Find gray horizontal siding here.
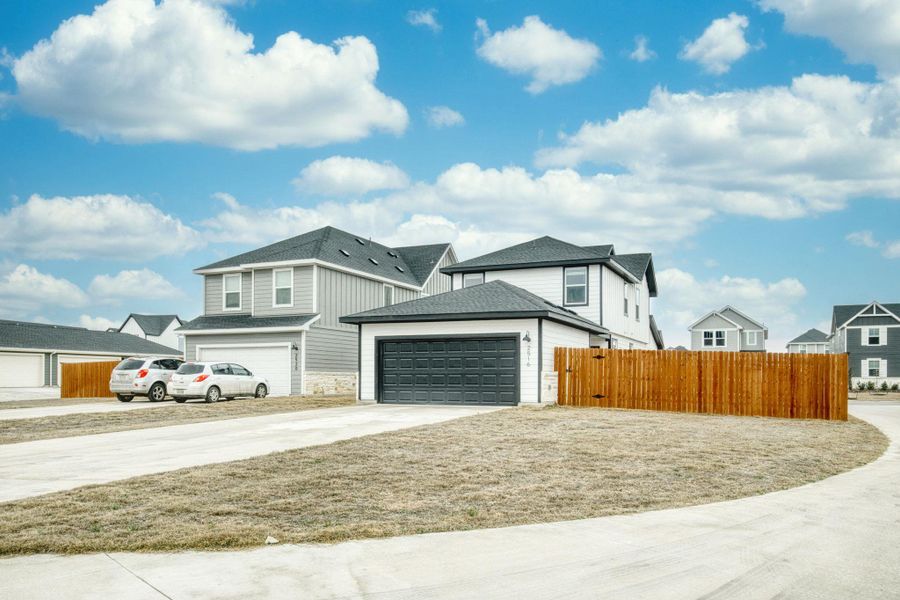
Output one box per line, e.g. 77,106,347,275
253,266,314,316
848,327,900,377
183,332,302,394
204,272,251,316
306,327,358,371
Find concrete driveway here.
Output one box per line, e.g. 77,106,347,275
0,399,172,421
0,402,896,599
0,404,500,503
0,387,60,402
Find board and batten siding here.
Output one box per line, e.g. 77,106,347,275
421,249,455,296
482,265,601,324
204,272,252,315
316,266,419,330
541,320,590,373
253,266,315,316
305,327,358,371
601,265,651,347
359,319,540,403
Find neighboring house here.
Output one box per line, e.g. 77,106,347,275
830,302,900,387
688,306,768,352
341,280,607,405
119,314,185,351
0,319,182,389
786,328,830,354
439,236,659,350
177,226,457,397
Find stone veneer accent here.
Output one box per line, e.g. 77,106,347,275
306,371,357,396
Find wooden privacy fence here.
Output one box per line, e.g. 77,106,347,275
555,348,848,421
60,361,119,399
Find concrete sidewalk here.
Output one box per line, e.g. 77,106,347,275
0,404,499,503
0,387,60,402
0,399,170,421
1,402,896,599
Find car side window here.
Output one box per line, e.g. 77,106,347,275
211,363,232,375
231,364,250,376
160,359,176,370
150,360,162,369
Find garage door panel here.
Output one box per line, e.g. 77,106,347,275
0,353,44,387
197,345,291,396
379,336,518,406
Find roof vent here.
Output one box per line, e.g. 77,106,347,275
387,250,398,258
355,238,366,245
395,265,405,272
339,249,350,257
368,257,379,265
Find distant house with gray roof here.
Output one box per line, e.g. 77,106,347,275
688,306,768,352
786,328,830,354
0,319,181,389
119,314,185,351
830,301,900,387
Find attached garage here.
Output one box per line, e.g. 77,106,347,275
341,280,604,405
0,352,45,388
196,344,292,397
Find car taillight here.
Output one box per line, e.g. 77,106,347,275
136,369,149,379
194,374,209,383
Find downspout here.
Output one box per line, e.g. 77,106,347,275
537,319,543,403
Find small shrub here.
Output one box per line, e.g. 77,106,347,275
856,381,867,392
866,381,876,391
881,381,890,392
891,384,899,392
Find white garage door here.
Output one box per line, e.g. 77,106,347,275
57,354,120,388
0,352,44,387
197,345,291,396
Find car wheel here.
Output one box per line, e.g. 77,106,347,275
205,386,220,403
174,397,187,404
148,382,166,402
255,384,267,398
116,394,133,403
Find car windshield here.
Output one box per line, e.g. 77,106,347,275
115,358,146,371
176,363,205,375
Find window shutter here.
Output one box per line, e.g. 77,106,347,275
882,360,888,377
881,327,887,346
861,359,867,377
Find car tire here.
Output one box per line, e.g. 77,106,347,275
255,384,267,398
174,397,187,404
148,382,166,402
116,394,133,403
204,386,220,403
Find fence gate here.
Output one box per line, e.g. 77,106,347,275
60,361,119,399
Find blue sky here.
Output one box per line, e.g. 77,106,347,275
1,0,898,348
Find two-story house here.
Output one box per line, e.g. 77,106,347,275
688,306,767,352
341,236,658,406
119,314,185,352
177,226,456,396
786,328,830,354
830,302,900,387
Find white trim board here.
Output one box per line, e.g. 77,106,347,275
196,259,422,292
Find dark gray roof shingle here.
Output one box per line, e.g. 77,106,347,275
787,328,829,344
0,320,181,355
177,314,318,332
122,314,182,336
195,226,440,288
393,243,452,286
340,280,606,334
832,303,900,328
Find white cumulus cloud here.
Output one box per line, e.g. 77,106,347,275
11,0,407,150
89,269,183,302
0,264,88,318
680,13,754,74
79,314,120,331
0,194,202,260
475,16,601,94
846,230,879,248
629,35,656,62
425,106,465,128
406,8,441,33
292,156,410,197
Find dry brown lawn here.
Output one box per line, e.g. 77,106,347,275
0,406,887,555
0,396,355,445
0,397,116,410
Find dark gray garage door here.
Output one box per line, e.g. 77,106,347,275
378,337,518,405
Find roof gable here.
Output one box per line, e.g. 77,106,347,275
787,328,829,345
443,236,605,272
394,243,453,286
689,311,742,330
123,314,181,336
719,306,767,331
833,302,900,330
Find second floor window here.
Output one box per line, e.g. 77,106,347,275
564,266,587,305
716,330,726,346
867,327,881,345
635,287,641,321
223,273,241,310
745,331,757,346
273,268,293,306
705,330,726,347
623,282,629,317
463,273,484,288
383,284,394,306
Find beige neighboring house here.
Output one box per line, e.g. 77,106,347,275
119,314,185,353
688,306,768,352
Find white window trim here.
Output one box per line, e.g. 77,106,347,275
462,272,484,288
623,282,629,317
866,358,884,378
715,330,726,347
563,266,588,307
862,326,885,346
272,268,294,308
745,331,758,346
222,273,242,311
635,286,641,321
383,283,394,307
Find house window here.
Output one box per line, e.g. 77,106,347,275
745,331,757,346
868,359,882,377
715,330,726,347
635,286,641,321
463,273,484,288
798,344,807,354
623,282,629,317
273,268,293,307
867,327,881,345
703,331,713,347
383,284,394,306
223,273,241,310
564,266,588,306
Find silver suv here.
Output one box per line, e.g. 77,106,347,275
110,356,184,402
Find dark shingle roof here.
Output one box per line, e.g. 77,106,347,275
787,328,829,345
0,319,181,355
195,226,438,288
612,253,657,295
121,314,182,336
832,303,900,328
649,315,664,349
583,244,614,256
393,243,452,286
340,280,606,334
177,314,318,332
